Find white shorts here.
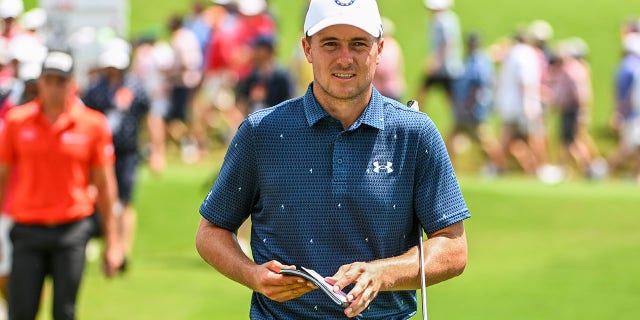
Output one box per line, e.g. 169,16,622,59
196,73,237,111
0,214,13,276
621,117,640,148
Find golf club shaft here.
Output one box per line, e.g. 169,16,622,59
419,228,428,320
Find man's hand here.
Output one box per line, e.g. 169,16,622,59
102,242,124,278
252,260,316,303
326,262,384,318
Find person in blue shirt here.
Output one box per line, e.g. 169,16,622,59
196,0,470,319
608,33,640,179
449,32,505,173
82,41,160,271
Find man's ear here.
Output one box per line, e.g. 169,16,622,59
301,37,313,63
376,38,385,64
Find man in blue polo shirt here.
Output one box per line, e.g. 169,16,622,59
196,0,470,319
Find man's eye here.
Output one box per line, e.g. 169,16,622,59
352,42,369,48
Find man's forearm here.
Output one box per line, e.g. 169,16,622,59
95,186,118,247
196,218,258,290
375,221,468,291
0,164,9,208
92,166,119,247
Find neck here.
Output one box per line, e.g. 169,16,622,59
107,71,123,86
41,98,67,123
314,86,372,129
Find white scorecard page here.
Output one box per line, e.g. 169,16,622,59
300,266,348,303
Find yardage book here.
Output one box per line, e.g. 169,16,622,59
279,266,350,308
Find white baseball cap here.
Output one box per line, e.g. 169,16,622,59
304,0,383,38
98,49,130,70
424,0,453,11
19,61,42,81
41,51,74,79
237,0,266,16
21,7,47,30
0,0,23,19
528,20,554,41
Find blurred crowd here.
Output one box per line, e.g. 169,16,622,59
416,0,640,184
0,0,638,185
1,0,298,174
0,0,637,317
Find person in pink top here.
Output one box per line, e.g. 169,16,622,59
373,17,406,102
547,42,605,179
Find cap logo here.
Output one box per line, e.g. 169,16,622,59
335,0,356,6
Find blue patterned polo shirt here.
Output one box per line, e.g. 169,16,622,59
200,85,470,319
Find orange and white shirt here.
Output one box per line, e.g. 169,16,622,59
0,98,114,225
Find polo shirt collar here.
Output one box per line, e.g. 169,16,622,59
302,83,385,131
36,97,85,129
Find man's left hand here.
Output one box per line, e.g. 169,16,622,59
326,262,383,318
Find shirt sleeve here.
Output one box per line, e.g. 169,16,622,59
0,115,15,166
199,119,258,231
90,114,115,167
414,118,470,234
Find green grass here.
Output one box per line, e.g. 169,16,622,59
31,161,638,320
21,0,640,319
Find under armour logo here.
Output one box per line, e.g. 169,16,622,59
335,0,356,6
373,161,393,173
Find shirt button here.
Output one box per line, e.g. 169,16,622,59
338,159,343,164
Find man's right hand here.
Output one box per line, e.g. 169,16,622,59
252,260,316,303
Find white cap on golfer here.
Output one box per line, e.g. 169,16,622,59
304,0,383,38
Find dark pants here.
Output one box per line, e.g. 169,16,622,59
8,217,94,320
166,86,191,122
115,151,139,204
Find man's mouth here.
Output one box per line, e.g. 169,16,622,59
333,73,355,79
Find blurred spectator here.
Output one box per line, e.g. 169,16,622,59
288,0,314,96
235,35,294,115
0,0,23,40
14,61,40,104
6,9,47,106
130,35,173,174
184,1,213,63
0,39,14,108
19,7,46,41
564,37,606,169
415,0,463,112
528,20,554,63
191,1,242,160
620,17,640,42
373,17,406,102
608,33,640,180
0,50,123,320
0,34,13,318
495,31,545,176
548,41,606,178
82,40,159,269
449,32,505,173
528,20,554,111
191,0,275,159
165,14,203,153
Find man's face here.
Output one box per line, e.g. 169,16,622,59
302,24,383,104
37,73,72,105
